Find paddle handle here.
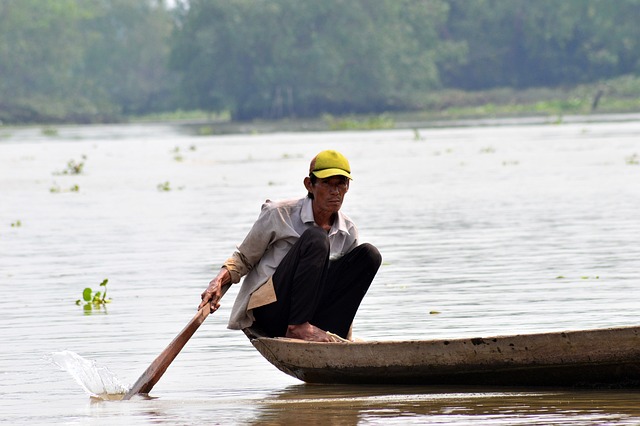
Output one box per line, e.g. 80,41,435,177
123,284,230,400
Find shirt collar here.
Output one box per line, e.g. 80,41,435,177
301,197,348,235
301,197,315,224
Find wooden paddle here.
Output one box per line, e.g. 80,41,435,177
122,284,230,400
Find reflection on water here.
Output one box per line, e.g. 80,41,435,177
254,385,640,425
1,118,640,424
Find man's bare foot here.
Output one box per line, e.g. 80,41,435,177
285,322,332,342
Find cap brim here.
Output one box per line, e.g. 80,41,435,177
312,168,353,180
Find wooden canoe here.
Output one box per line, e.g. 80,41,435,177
243,326,640,387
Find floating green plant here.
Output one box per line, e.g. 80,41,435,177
55,156,87,175
281,153,303,159
50,183,80,193
157,181,184,191
157,181,171,191
11,220,22,227
76,279,111,312
41,127,59,137
480,146,496,154
625,153,639,165
197,125,215,136
170,146,185,162
323,113,395,131
556,275,599,280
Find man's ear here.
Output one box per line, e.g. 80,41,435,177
303,176,312,192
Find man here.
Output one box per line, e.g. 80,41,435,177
199,150,381,342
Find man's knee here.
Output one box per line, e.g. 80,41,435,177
359,243,382,270
299,227,330,251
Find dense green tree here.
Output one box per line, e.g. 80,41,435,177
170,0,454,120
79,0,176,115
1,0,639,124
0,0,89,122
441,0,640,89
0,0,174,123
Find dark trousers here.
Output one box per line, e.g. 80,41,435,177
253,227,381,339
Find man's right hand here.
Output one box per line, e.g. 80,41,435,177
199,268,230,312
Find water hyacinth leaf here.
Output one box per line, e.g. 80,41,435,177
100,279,108,287
83,288,93,302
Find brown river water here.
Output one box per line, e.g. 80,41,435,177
1,116,640,424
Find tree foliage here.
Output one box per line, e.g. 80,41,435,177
0,0,639,123
442,0,640,89
0,0,174,123
170,0,454,120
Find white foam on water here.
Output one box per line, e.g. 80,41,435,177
48,350,129,399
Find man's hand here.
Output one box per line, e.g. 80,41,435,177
199,268,230,312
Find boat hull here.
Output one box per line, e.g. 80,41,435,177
244,326,640,387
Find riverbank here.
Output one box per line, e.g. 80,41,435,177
137,74,640,135
2,75,640,137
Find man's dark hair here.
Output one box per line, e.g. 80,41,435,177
307,174,317,199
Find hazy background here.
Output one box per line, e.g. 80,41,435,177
1,0,639,125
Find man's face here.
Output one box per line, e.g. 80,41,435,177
307,175,350,214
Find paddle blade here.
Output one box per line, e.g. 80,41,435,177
122,284,231,400
122,303,211,400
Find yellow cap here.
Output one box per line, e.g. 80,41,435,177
309,150,352,179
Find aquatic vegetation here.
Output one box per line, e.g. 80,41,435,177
556,275,600,280
281,153,303,159
75,279,111,312
50,183,80,193
54,155,87,175
197,125,215,136
323,114,395,131
480,146,496,154
41,127,59,137
157,181,172,191
625,153,639,165
10,220,22,227
412,128,422,140
157,181,184,191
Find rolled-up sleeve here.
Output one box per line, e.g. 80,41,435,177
222,202,276,283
